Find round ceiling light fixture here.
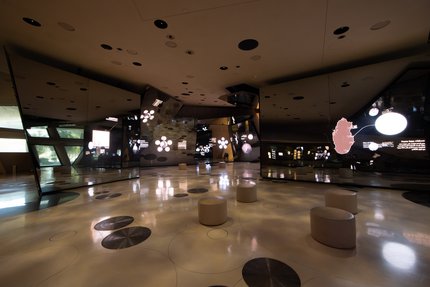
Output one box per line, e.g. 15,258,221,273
155,136,172,152
370,20,391,31
154,19,168,29
375,112,407,135
238,39,259,51
242,143,252,154
23,17,41,27
369,107,379,116
333,26,350,35
218,137,229,149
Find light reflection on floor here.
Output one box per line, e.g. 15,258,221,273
0,162,429,287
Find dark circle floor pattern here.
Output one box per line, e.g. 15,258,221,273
242,257,301,287
94,216,134,230
402,190,430,208
101,227,152,249
95,192,122,200
174,193,189,197
187,188,208,194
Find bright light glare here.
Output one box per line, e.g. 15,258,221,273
382,242,416,270
368,142,379,151
375,112,407,135
0,138,28,153
369,107,379,116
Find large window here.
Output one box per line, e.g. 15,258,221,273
0,138,28,152
26,126,49,138
65,145,83,164
0,106,23,130
56,127,84,139
34,145,61,167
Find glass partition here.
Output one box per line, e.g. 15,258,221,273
7,51,141,193
260,53,430,190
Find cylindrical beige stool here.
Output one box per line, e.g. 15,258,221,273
236,182,257,203
325,189,358,214
178,163,187,170
198,197,227,226
310,206,356,249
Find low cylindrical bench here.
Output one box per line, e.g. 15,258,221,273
236,182,257,203
178,163,187,170
310,206,356,249
198,197,227,226
325,189,358,214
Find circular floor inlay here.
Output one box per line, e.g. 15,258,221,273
402,191,430,208
94,216,134,231
95,194,110,200
108,193,122,198
174,193,189,198
188,188,208,194
242,257,301,287
49,231,77,241
101,227,151,249
208,229,228,240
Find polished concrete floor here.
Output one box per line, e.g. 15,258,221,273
0,162,429,286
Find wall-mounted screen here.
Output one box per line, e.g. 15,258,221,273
92,130,110,148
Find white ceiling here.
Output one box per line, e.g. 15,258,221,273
0,0,429,118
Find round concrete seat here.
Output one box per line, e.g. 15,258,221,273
236,182,257,203
178,163,187,170
198,197,227,226
218,161,226,168
325,189,358,214
310,206,356,249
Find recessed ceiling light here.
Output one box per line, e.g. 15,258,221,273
23,17,41,27
330,101,336,104
333,26,349,35
80,87,88,91
181,93,190,96
57,21,75,31
117,48,123,51
132,61,142,66
66,107,77,111
219,66,228,70
341,82,350,87
154,19,168,29
370,20,391,31
185,50,194,55
96,106,101,109
182,82,188,85
46,81,56,86
126,49,138,55
36,96,44,99
238,39,259,51
101,44,112,50
165,41,177,48
293,96,304,100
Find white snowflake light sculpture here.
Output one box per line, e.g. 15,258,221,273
141,109,155,123
217,137,228,149
155,136,172,152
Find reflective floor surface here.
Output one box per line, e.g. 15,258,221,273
0,162,429,286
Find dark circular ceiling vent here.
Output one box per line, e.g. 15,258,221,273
154,19,168,29
333,26,349,35
23,17,41,27
293,96,304,100
100,44,112,50
238,39,259,51
219,66,228,70
132,61,142,66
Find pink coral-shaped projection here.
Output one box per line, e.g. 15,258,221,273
332,117,355,154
